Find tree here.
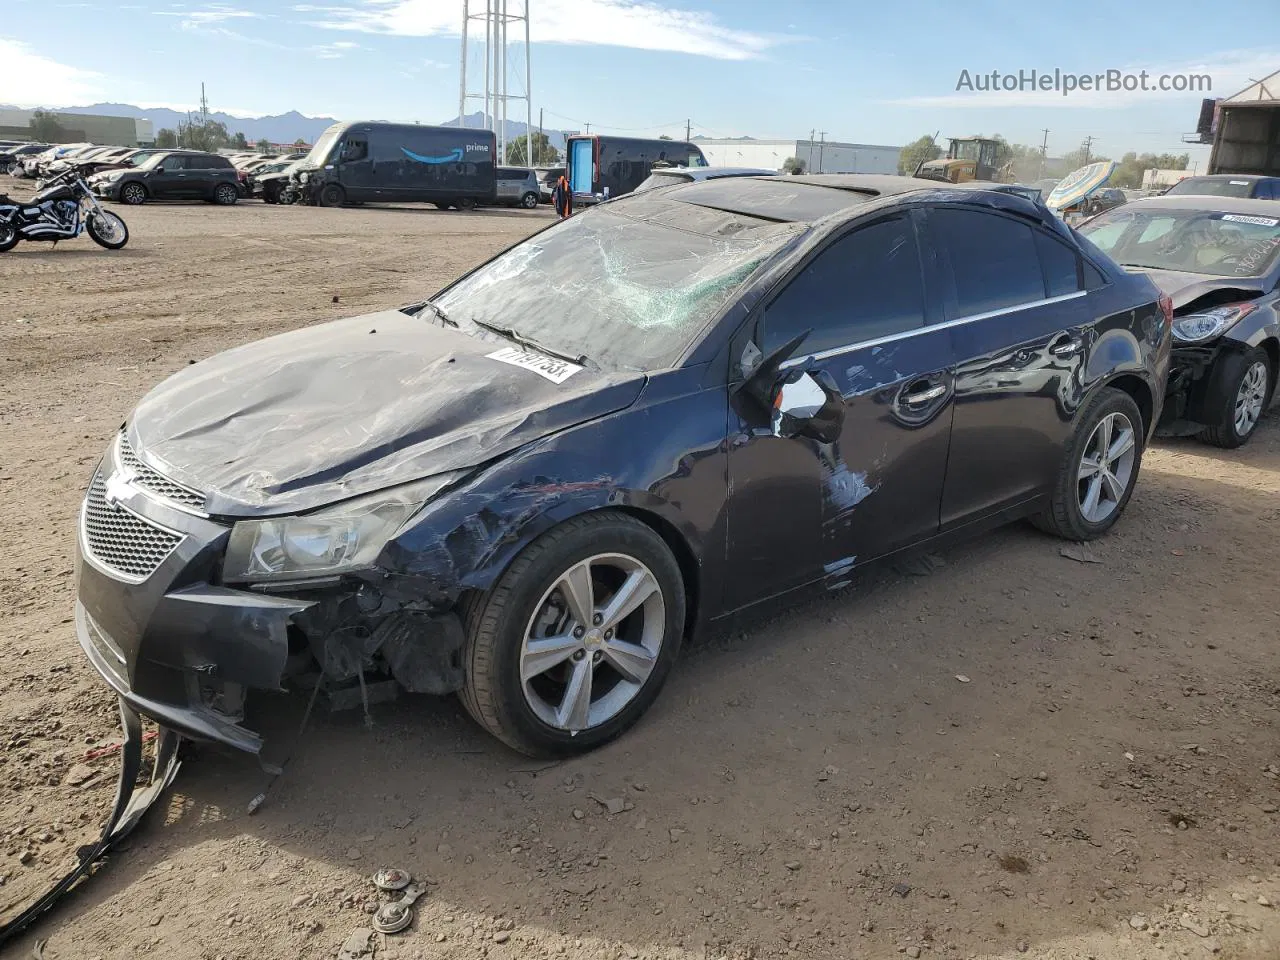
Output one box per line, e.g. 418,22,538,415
155,128,178,148
232,132,249,150
256,137,272,152
174,119,231,152
29,110,66,143
897,134,940,175
505,131,560,165
1105,150,1192,189
781,156,806,175
293,138,308,148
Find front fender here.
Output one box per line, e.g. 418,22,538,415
1222,303,1280,351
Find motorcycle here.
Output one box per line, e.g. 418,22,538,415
0,165,129,253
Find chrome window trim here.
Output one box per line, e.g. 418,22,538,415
778,290,1088,369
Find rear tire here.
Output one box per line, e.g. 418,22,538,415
1032,387,1144,541
457,197,477,211
460,512,685,757
318,183,345,208
1198,347,1273,448
0,224,18,252
520,191,539,209
213,183,239,205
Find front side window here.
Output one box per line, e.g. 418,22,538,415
159,155,185,172
341,139,368,162
762,216,925,355
931,208,1046,316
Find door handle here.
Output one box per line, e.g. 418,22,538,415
901,383,946,405
1049,334,1082,357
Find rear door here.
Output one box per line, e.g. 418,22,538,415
927,206,1094,528
568,138,594,195
724,210,953,607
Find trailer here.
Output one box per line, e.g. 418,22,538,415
1201,70,1280,177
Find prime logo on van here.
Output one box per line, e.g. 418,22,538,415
401,143,492,165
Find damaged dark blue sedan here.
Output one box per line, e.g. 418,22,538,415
76,175,1170,758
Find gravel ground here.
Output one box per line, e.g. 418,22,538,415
2,184,1279,960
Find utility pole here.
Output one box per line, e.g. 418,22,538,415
199,82,208,126
584,121,590,133
1038,128,1049,179
818,131,826,173
685,118,691,142
808,128,815,172
1082,135,1095,165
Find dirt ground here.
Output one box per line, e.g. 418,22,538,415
2,184,1279,960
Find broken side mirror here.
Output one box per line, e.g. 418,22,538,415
770,368,844,444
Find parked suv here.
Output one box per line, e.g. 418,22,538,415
91,151,243,205
495,167,541,208
1164,175,1280,200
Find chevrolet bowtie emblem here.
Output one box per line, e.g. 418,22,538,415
104,470,134,507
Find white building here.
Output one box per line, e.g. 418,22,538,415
1142,167,1196,189
695,138,901,175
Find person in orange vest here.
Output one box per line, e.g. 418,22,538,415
552,173,572,219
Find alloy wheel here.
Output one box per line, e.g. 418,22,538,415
520,553,666,734
122,184,145,204
1076,411,1137,524
1234,360,1269,438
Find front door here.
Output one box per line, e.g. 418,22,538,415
149,154,189,199
925,206,1094,527
724,212,955,609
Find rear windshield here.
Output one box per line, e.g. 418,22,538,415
1080,206,1280,277
1165,178,1254,198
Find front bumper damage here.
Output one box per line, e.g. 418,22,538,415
75,433,467,754
1157,339,1236,434
0,701,181,948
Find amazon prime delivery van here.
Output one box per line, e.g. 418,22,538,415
292,122,497,208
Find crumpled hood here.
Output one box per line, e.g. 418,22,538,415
129,309,644,516
1126,267,1267,310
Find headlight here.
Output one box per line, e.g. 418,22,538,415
222,474,461,582
105,170,124,181
298,171,310,183
1171,303,1256,343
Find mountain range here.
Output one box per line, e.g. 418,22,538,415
4,103,583,150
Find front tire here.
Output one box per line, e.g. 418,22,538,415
86,211,129,250
120,182,147,205
213,183,239,205
1199,347,1272,448
318,183,345,207
1033,387,1144,541
460,512,686,757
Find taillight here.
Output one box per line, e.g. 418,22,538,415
1158,293,1174,331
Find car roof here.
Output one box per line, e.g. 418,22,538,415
659,173,1040,224
652,166,777,178
1108,195,1280,215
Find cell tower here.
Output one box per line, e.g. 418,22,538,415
458,0,533,166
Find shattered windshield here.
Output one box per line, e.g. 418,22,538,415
1080,207,1280,277
300,125,341,167
433,198,801,372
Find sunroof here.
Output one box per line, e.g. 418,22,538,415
665,177,877,223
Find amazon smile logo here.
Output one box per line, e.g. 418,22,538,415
400,143,491,164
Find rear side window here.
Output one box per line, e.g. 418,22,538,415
763,215,925,354
210,156,232,168
932,208,1045,316
1034,230,1082,297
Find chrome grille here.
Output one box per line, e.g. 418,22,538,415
117,432,205,510
83,470,183,580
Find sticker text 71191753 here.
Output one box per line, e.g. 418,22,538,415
486,347,583,384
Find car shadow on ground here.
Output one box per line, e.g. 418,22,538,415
17,419,1280,960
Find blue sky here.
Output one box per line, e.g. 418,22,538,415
3,0,1278,164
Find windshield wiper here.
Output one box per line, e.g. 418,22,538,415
415,300,458,328
470,318,588,365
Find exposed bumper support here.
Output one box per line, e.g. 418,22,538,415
0,700,182,948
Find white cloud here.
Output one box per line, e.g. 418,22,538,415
153,4,264,26
312,39,361,58
888,49,1280,110
301,0,778,60
0,37,103,106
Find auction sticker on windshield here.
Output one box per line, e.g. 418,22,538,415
486,347,583,384
1221,214,1279,227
